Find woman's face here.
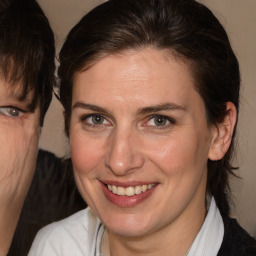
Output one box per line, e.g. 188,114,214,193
70,48,217,238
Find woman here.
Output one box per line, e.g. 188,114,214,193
29,0,256,255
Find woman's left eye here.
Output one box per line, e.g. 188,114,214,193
146,115,174,128
0,107,24,117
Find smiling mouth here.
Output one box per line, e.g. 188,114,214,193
106,184,156,196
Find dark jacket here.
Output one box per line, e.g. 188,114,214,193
218,217,256,256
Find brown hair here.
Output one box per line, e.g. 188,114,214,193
58,0,240,217
0,0,55,125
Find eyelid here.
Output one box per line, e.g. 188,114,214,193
0,106,25,117
80,113,112,126
149,114,175,122
80,113,107,121
143,114,176,128
0,105,25,110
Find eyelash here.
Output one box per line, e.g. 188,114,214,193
145,115,176,129
80,113,176,130
80,114,111,128
0,106,25,117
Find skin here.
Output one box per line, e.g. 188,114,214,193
0,80,40,256
70,48,236,256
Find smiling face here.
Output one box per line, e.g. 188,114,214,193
70,48,217,239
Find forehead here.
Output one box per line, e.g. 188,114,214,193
72,48,199,107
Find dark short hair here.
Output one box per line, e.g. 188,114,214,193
58,0,240,217
0,0,55,125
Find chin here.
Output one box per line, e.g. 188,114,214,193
103,213,153,238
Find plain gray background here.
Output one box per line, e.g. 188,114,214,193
38,0,256,235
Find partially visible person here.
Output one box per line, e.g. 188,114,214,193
8,149,86,256
0,0,55,254
29,0,256,255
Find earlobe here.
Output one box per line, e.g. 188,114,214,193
208,102,237,161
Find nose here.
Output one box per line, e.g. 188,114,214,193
105,129,145,176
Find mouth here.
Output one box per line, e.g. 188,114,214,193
106,184,156,196
101,181,158,207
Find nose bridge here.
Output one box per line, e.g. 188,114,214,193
105,126,144,175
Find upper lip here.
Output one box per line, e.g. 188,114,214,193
100,180,157,188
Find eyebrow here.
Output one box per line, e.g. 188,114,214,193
72,102,113,116
72,102,186,116
137,103,187,115
2,91,34,109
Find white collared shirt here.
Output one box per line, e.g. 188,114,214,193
28,197,224,256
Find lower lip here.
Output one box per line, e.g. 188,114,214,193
101,183,157,207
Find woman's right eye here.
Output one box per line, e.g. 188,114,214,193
82,114,111,127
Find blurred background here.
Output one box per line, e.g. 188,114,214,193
37,0,256,235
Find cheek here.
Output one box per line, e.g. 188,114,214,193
0,121,39,178
70,132,103,176
0,121,38,150
147,131,210,176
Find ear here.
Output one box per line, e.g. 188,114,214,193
208,102,237,161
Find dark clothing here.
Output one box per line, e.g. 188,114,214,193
8,149,86,256
218,218,256,256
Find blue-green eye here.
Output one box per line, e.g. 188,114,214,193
91,115,105,124
153,116,168,126
82,114,111,126
0,107,23,117
147,115,174,127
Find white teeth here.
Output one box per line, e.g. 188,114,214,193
135,186,142,195
107,184,155,196
117,186,125,196
141,185,147,192
112,185,117,194
125,187,135,196
148,184,153,189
